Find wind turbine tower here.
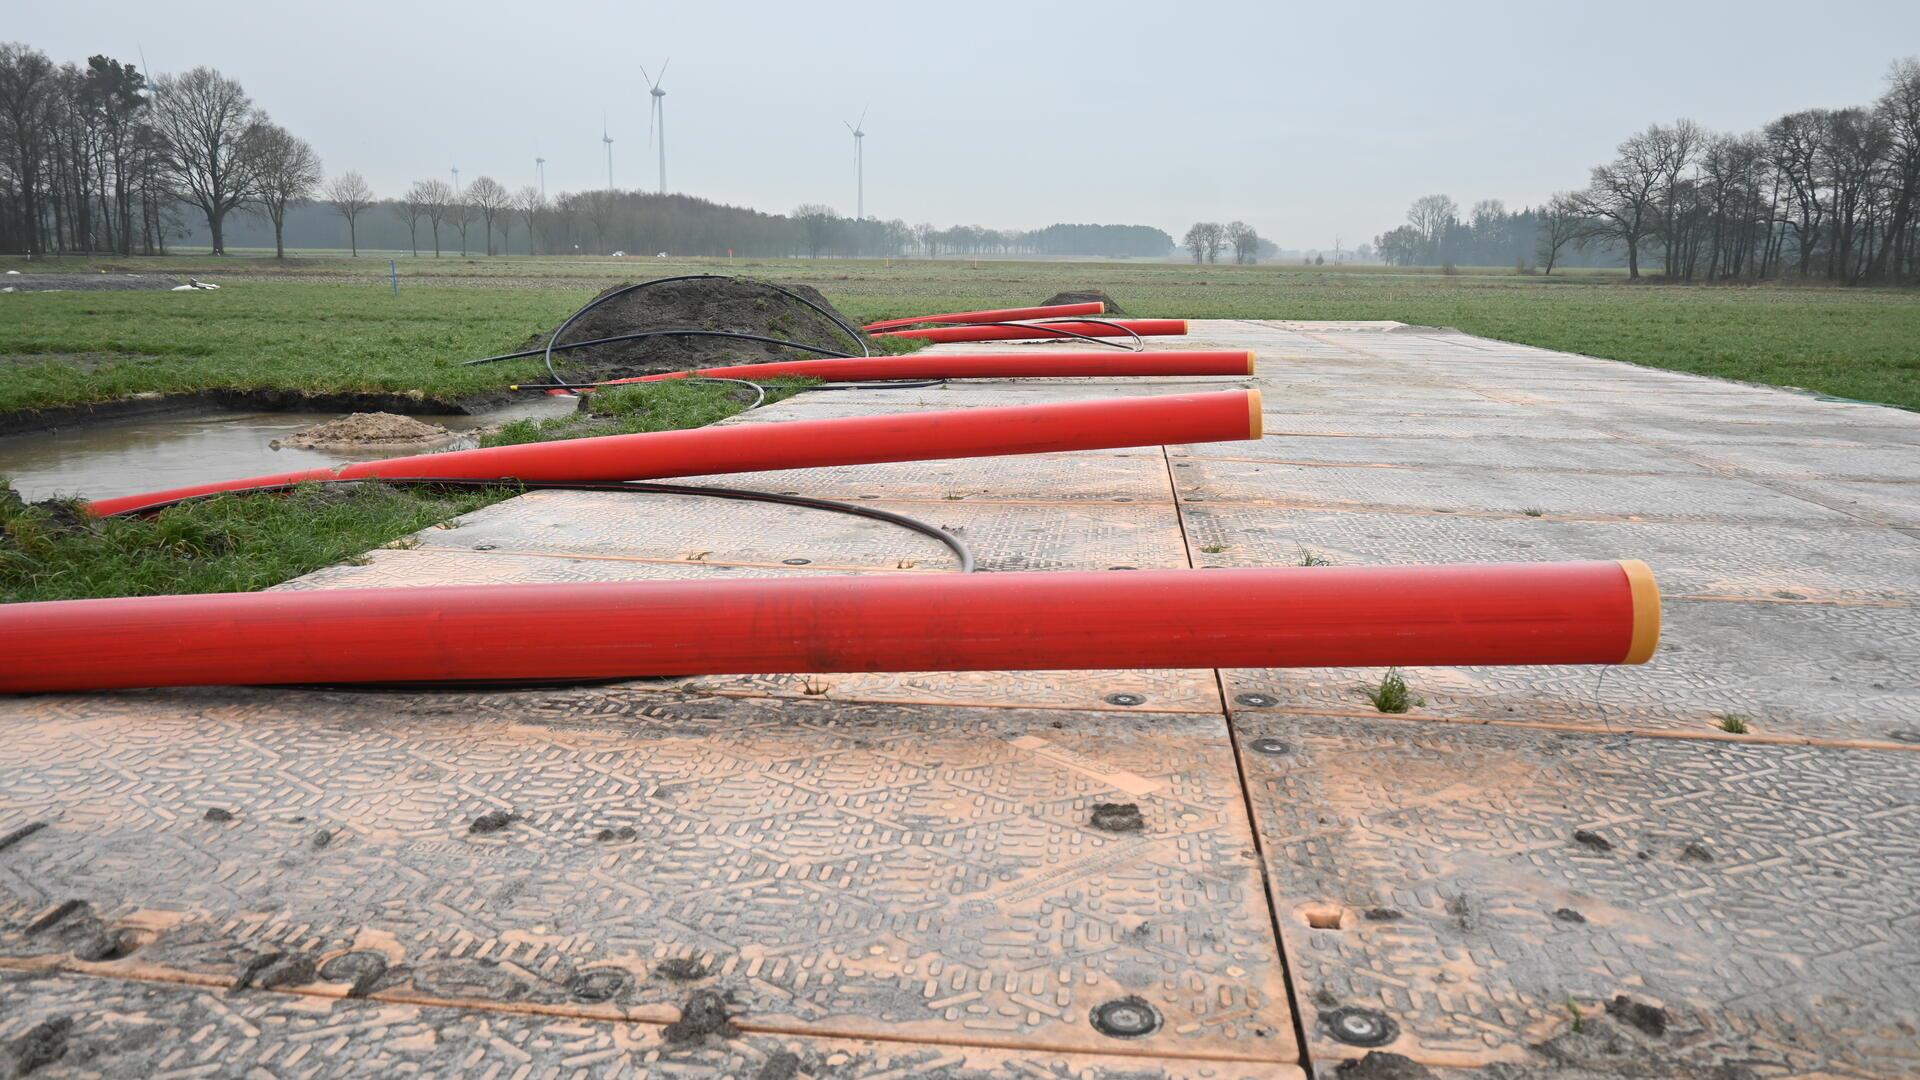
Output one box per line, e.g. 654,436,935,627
642,62,669,195
451,166,460,192
844,106,868,221
602,115,615,192
535,155,546,198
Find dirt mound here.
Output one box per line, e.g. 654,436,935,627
524,277,864,382
1041,289,1128,316
272,412,454,450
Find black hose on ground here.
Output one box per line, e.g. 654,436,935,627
116,476,975,574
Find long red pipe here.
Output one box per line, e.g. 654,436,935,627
863,302,1105,332
873,319,1188,344
0,562,1660,693
534,350,1258,389
86,389,1263,517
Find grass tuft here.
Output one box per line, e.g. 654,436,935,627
1364,668,1423,713
1716,712,1750,734
1297,548,1332,567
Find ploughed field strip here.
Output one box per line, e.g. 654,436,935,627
0,320,1915,1077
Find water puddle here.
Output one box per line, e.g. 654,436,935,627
0,395,578,502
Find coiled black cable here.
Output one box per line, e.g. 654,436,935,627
461,274,873,389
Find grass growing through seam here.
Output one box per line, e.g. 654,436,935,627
1365,668,1424,713
0,380,791,604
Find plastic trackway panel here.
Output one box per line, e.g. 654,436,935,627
1178,503,1920,604
1233,712,1920,1077
0,971,1300,1079
1170,456,1855,526
1221,594,1920,746
0,690,1297,1067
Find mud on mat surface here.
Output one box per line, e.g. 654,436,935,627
1233,712,1920,1077
0,690,1298,1067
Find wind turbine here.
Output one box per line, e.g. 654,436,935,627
135,45,159,96
642,61,669,195
601,114,615,192
535,155,546,198
451,166,460,192
844,105,868,221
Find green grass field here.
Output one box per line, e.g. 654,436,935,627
0,379,791,603
3,254,1916,411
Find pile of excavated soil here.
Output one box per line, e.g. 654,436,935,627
272,412,454,450
1041,289,1128,316
523,277,865,382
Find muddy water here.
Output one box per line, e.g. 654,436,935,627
0,396,578,502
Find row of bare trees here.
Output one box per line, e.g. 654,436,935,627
1374,59,1920,283
1555,61,1920,283
0,43,399,259
1182,221,1263,264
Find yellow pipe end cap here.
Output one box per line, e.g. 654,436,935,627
1246,389,1264,439
1619,559,1661,664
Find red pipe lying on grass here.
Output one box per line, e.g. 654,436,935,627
862,301,1105,332
872,319,1188,344
86,389,1263,517
527,350,1259,389
0,562,1660,693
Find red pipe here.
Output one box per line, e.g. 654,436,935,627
86,389,1263,517
538,350,1258,388
0,562,1661,693
873,319,1188,344
863,302,1105,332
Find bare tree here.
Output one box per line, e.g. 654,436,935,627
1182,222,1225,263
1225,220,1261,264
1406,194,1457,259
1870,58,1920,281
393,182,428,257
446,188,475,255
1536,193,1583,275
1573,130,1663,279
552,191,583,252
248,123,320,259
146,67,266,254
322,170,372,256
465,175,509,255
0,43,59,254
413,178,450,257
582,189,613,253
514,185,544,255
793,203,837,258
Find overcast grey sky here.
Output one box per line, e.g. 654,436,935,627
14,1,1919,247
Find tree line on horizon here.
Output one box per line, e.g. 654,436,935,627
0,43,1174,261
1375,58,1920,283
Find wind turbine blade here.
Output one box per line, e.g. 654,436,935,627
657,58,670,83
639,63,653,86
844,120,856,135
857,104,869,129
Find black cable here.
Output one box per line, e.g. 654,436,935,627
474,274,872,390
113,476,974,573
463,329,859,368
